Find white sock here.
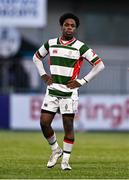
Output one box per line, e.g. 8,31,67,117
47,133,59,151
62,140,74,162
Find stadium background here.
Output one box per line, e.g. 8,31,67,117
0,0,129,131
0,1,129,179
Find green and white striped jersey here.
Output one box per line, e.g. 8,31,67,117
38,37,100,98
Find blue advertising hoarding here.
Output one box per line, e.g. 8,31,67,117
0,95,9,128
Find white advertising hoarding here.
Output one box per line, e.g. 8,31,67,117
0,0,47,27
10,94,129,131
76,95,129,131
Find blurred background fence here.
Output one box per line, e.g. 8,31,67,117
0,0,129,130
0,57,129,95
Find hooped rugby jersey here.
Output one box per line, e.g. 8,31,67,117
38,37,101,97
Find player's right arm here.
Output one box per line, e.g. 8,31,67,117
33,42,53,85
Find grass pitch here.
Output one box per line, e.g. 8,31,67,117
0,130,129,179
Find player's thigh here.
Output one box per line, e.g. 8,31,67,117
62,113,75,132
40,110,55,125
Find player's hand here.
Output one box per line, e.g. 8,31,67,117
66,80,81,89
41,74,53,85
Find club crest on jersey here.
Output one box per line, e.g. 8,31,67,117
53,49,58,54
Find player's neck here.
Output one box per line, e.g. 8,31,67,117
60,36,76,46
61,35,74,41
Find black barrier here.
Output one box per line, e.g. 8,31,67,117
0,95,9,129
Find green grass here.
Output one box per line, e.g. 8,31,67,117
0,130,129,179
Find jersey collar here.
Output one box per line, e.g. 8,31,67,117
59,37,76,46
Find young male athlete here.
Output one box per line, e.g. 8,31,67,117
33,13,105,170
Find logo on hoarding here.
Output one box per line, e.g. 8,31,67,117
78,98,129,128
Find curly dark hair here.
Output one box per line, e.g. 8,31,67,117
59,13,80,28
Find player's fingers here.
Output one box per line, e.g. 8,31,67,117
67,80,73,84
67,83,73,88
47,78,53,85
67,83,76,89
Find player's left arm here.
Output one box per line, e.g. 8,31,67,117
67,48,105,89
77,48,105,86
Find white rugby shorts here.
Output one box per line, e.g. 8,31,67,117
41,94,78,114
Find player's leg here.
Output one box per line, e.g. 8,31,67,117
61,113,75,170
40,109,56,143
40,95,63,168
40,94,58,142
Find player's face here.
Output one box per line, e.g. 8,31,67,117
61,18,77,40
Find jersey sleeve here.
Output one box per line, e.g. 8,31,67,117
80,44,101,66
38,41,49,58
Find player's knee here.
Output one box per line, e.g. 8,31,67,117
40,115,50,127
63,118,74,132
